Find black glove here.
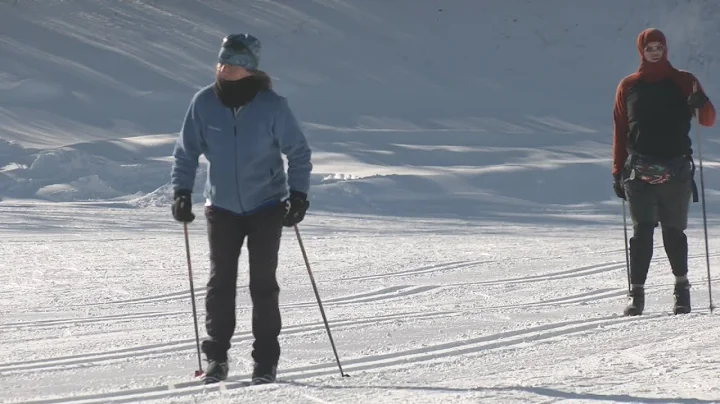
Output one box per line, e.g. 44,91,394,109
688,91,709,110
283,190,309,227
171,190,195,223
613,174,625,200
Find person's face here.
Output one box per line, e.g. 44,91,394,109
643,41,665,63
216,63,251,81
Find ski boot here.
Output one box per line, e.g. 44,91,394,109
203,359,229,384
673,280,691,314
251,362,277,385
623,285,645,316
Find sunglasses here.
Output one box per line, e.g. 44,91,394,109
644,45,665,53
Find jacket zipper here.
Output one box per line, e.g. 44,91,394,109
232,114,245,213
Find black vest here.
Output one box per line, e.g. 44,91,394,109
625,78,693,159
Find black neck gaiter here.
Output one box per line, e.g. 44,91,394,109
213,75,266,109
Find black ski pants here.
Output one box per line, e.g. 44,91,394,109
624,175,693,286
200,203,284,365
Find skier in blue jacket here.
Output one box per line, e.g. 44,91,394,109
170,33,312,385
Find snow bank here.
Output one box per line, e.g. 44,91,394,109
0,136,206,202
0,0,718,220
127,183,174,208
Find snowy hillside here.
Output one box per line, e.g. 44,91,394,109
4,1,720,403
1,0,718,219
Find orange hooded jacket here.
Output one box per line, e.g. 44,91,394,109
612,28,716,176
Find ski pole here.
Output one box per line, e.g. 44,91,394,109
183,222,204,377
294,224,349,378
622,199,631,293
692,82,714,313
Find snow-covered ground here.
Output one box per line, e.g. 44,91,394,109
2,0,719,216
3,203,720,403
2,0,720,402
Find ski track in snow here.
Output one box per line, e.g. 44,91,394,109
3,206,720,403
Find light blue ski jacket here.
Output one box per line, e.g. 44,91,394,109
170,83,312,215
